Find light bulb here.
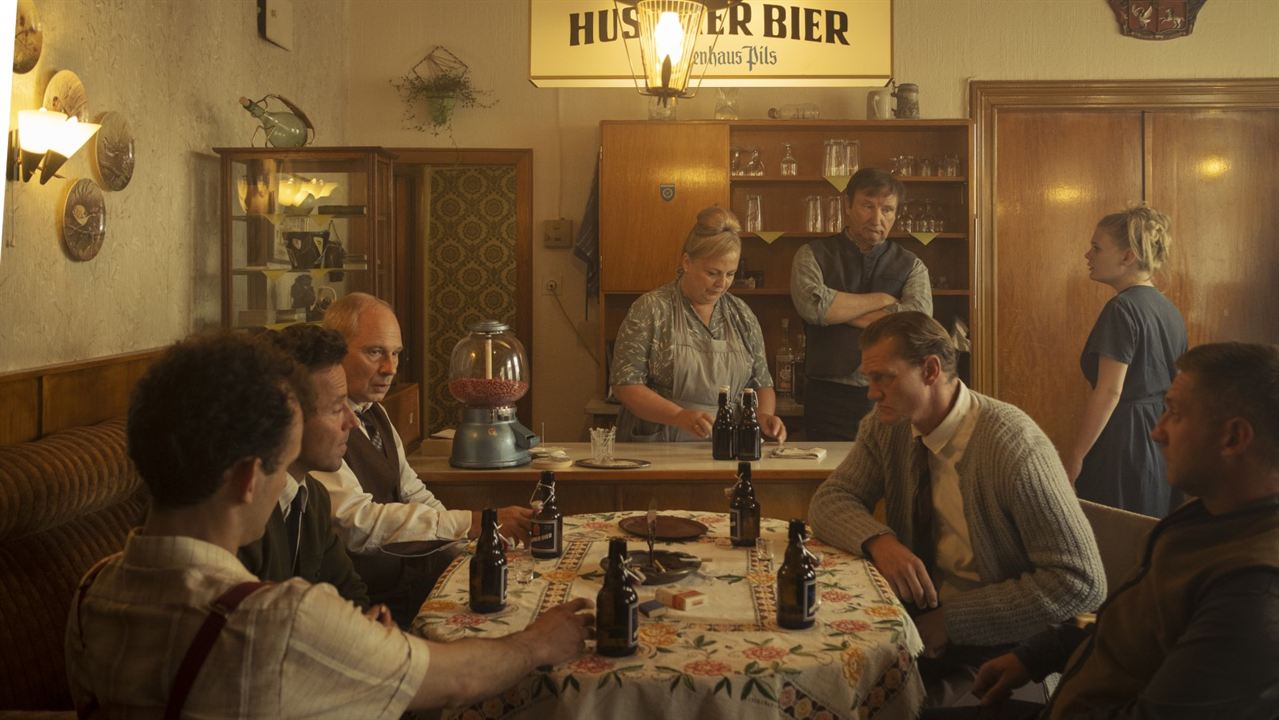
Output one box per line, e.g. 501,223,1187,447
653,11,684,70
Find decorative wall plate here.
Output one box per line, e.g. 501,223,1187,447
61,179,107,261
44,69,88,119
91,112,135,191
13,0,43,74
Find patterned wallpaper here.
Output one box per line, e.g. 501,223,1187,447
426,167,519,434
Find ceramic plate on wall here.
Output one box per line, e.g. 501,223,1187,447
61,179,107,261
92,112,135,191
44,69,88,119
13,0,43,74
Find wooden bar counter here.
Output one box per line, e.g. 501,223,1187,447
406,442,853,521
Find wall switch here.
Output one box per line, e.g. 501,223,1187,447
543,218,574,249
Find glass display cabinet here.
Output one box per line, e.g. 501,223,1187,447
216,146,396,329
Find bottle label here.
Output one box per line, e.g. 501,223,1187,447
499,565,508,604
803,577,817,621
628,602,638,644
776,362,794,393
531,518,561,556
730,508,739,538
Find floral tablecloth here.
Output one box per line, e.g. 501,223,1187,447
412,512,924,720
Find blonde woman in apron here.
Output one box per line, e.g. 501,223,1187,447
611,207,787,443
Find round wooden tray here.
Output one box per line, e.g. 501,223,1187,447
618,515,708,540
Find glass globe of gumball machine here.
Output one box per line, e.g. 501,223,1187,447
448,320,540,469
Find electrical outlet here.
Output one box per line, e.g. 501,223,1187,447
543,278,561,296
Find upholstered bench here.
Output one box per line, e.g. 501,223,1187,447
0,418,146,716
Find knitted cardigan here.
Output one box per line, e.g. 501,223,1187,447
809,390,1106,646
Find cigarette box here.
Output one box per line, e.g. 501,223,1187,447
639,599,667,618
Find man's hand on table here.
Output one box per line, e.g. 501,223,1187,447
863,533,939,609
518,598,596,666
471,506,534,545
971,652,1031,705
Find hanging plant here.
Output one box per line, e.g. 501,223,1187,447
391,46,495,137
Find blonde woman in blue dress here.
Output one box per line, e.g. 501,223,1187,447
610,207,787,443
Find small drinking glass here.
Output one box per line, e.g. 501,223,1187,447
745,148,765,177
824,195,844,233
589,426,616,464
745,195,762,233
846,140,861,176
897,201,914,233
755,538,774,563
729,147,743,177
505,538,535,584
897,154,916,177
804,195,823,232
943,154,960,177
919,156,935,177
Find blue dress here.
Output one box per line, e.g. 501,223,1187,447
1077,286,1187,517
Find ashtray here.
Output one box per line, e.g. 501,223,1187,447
601,550,701,585
618,515,707,540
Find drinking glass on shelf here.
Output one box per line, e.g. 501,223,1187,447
943,154,960,177
824,195,844,232
804,195,823,233
846,140,861,176
745,148,765,177
919,156,935,177
897,201,914,233
897,154,916,177
780,143,798,176
888,155,902,177
745,195,762,232
730,147,743,177
921,200,939,232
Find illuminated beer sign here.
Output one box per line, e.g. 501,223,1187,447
529,0,893,88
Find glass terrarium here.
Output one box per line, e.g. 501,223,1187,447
447,320,529,408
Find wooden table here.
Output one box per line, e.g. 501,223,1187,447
413,511,924,720
407,442,852,521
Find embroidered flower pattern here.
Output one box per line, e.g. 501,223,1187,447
568,655,615,674
683,659,732,676
828,619,873,634
445,613,488,627
742,644,789,662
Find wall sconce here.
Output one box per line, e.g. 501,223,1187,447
277,175,338,209
615,0,739,106
7,108,100,184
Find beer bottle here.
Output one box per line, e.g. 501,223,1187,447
596,538,639,657
730,461,761,547
530,470,563,559
775,318,794,397
777,518,818,629
736,388,762,461
711,385,737,460
469,508,507,613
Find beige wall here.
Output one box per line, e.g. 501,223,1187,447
346,0,1278,441
0,0,349,372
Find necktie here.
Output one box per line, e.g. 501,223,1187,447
284,491,305,570
911,436,937,577
359,407,383,452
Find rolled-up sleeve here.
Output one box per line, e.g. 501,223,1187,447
790,244,836,326
611,293,660,387
898,258,933,316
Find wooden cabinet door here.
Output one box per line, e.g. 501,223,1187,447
600,122,730,292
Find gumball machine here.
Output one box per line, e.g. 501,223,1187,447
448,320,540,468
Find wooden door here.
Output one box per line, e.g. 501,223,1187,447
599,122,729,292
993,111,1145,448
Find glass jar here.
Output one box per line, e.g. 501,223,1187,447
448,320,530,408
745,148,765,177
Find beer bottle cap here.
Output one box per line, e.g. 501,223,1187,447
788,519,807,538
719,385,730,393
737,461,752,476
540,469,556,483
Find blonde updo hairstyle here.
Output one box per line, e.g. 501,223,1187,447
677,206,742,276
1096,205,1172,276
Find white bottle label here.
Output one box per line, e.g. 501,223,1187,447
803,577,817,621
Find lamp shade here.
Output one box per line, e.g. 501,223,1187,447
46,116,100,157
635,0,705,102
17,108,67,154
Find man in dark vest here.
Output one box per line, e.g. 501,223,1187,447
238,325,377,616
790,168,932,439
933,342,1279,720
313,292,533,627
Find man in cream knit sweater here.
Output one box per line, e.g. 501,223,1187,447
809,312,1105,699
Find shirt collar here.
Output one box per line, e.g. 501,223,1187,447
276,472,307,515
348,398,375,415
914,381,974,455
121,530,255,579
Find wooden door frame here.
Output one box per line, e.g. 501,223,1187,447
969,79,1279,395
390,148,535,426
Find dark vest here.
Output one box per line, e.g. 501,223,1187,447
1049,497,1279,718
344,403,404,595
805,235,918,378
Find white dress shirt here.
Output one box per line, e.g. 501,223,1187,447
311,400,472,553
914,381,983,601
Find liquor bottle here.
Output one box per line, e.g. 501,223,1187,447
596,538,639,657
776,518,818,629
793,330,807,405
530,470,563,559
729,461,761,548
469,508,507,613
736,388,762,461
775,318,795,397
780,143,798,176
712,385,737,460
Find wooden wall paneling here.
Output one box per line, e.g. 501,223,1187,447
383,382,421,448
599,122,730,292
0,377,40,445
1147,110,1279,346
992,111,1144,450
41,352,158,435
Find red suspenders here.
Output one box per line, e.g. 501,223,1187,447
74,557,272,719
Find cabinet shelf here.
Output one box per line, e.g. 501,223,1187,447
730,175,966,184
230,264,369,275
931,289,971,296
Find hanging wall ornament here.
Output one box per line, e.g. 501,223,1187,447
13,0,43,73
1107,0,1208,40
92,112,135,191
61,179,107,261
44,70,88,119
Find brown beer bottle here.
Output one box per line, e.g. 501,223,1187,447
469,508,507,613
530,470,563,559
736,388,762,461
777,519,818,629
595,538,638,657
711,385,737,460
730,461,761,547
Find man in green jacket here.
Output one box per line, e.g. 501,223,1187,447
239,325,376,615
950,342,1279,719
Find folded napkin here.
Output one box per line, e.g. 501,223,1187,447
769,446,827,461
